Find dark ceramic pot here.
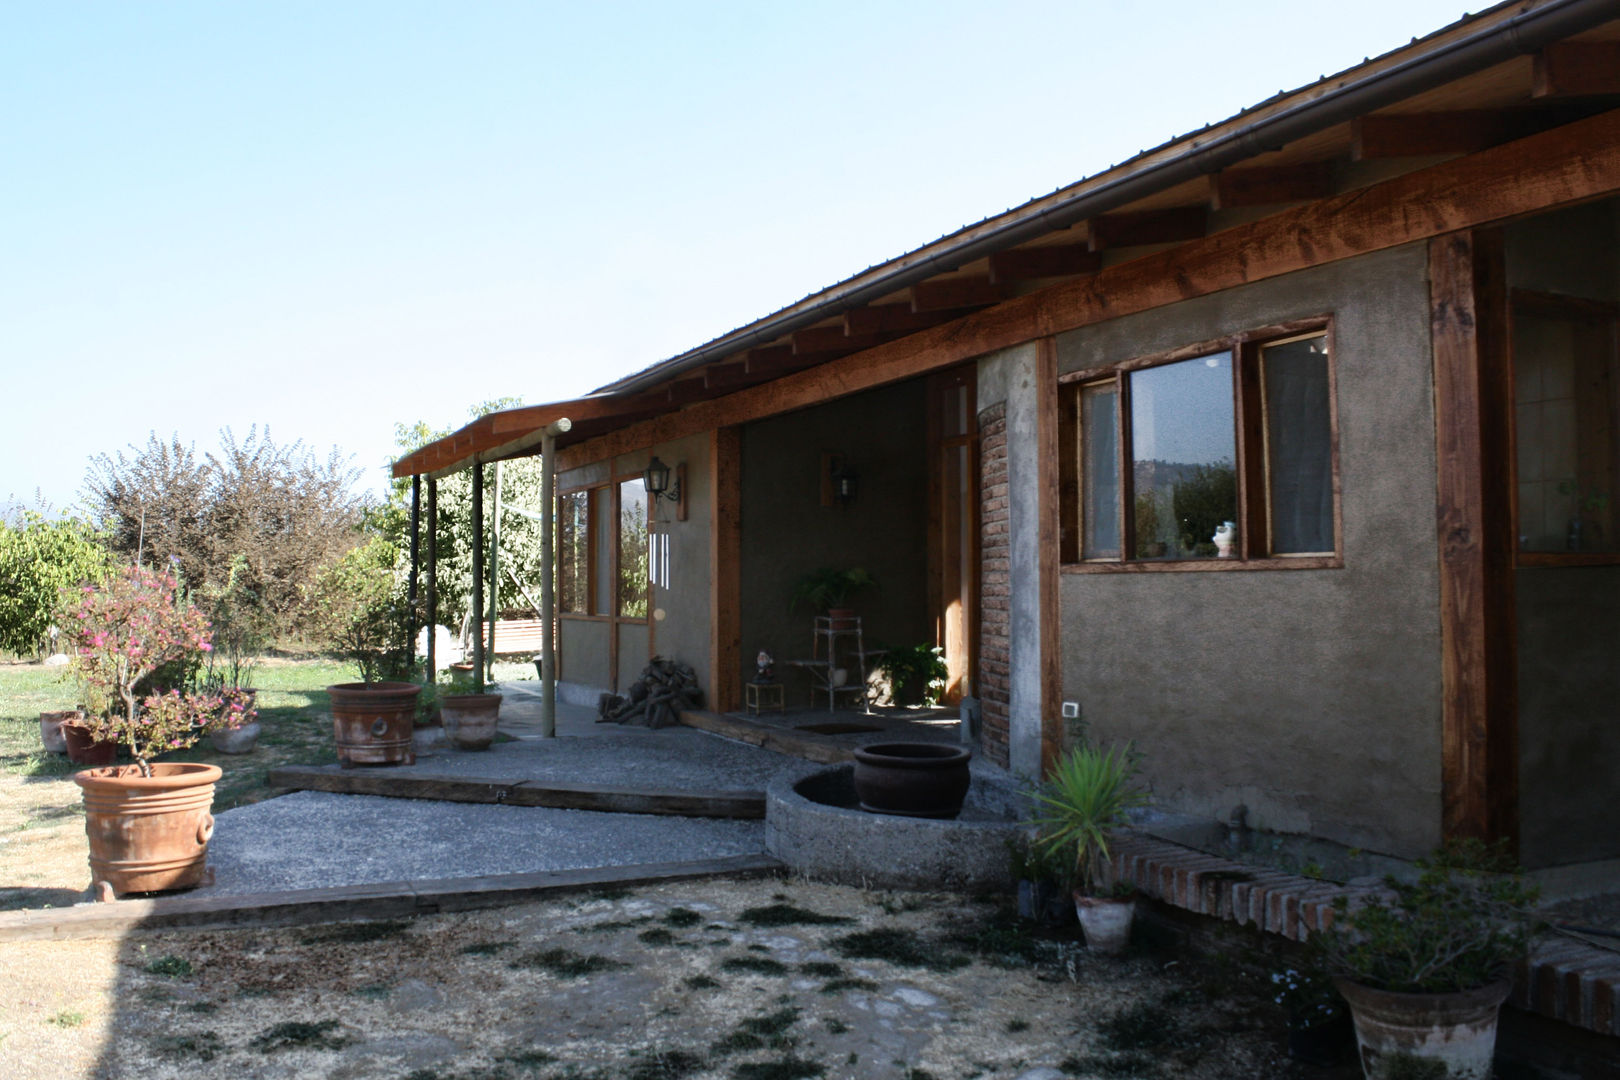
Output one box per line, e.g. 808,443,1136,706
852,742,971,819
63,723,117,766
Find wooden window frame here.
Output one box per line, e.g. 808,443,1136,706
1507,288,1620,569
1059,316,1343,574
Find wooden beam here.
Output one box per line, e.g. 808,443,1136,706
1036,337,1062,779
1211,163,1335,209
791,326,885,356
845,303,974,337
709,426,742,713
987,243,1102,284
1430,228,1518,850
667,377,711,404
704,362,749,389
1086,206,1206,251
744,345,793,371
1352,111,1514,158
556,108,1620,472
1534,42,1620,98
910,276,1004,312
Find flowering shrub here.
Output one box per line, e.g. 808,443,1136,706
66,565,219,774
1270,968,1344,1030
214,686,259,731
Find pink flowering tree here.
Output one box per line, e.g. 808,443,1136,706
67,565,221,775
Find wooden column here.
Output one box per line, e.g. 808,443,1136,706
1036,338,1063,777
486,461,502,682
1429,229,1518,849
472,462,485,693
710,426,742,713
426,478,438,679
408,474,421,674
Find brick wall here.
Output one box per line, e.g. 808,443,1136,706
978,403,1010,769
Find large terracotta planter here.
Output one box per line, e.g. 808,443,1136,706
328,682,420,767
1334,977,1511,1080
63,722,117,766
74,762,221,896
442,692,501,751
1074,893,1136,955
852,742,972,819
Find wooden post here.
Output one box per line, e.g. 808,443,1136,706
472,461,485,694
408,475,421,678
710,426,742,713
1429,229,1518,850
1036,338,1063,778
487,461,502,683
426,478,438,680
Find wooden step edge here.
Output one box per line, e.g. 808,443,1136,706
678,710,854,766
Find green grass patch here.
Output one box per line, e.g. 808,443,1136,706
737,903,852,928
684,974,722,990
730,1056,824,1080
251,1019,348,1053
797,961,843,978
818,977,879,995
145,954,193,977
575,916,652,933
829,928,969,972
720,955,788,976
47,1010,85,1028
624,1048,709,1080
508,947,629,979
154,1031,224,1061
662,907,703,928
352,984,392,1000
638,927,677,946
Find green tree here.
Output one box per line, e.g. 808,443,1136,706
0,512,109,657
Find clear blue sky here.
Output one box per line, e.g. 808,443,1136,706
2,0,1476,512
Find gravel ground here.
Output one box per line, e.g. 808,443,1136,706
197,792,769,896
0,875,1355,1080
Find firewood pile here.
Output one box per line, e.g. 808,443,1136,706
597,657,704,728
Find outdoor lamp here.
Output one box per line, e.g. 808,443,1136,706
832,463,858,505
644,456,680,502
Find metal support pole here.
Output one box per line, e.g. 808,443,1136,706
408,474,421,679
538,419,571,738
426,478,438,680
472,461,485,694
486,461,501,685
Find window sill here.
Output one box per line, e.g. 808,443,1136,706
1062,555,1342,574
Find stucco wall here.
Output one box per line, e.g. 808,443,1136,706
739,381,932,699
1050,244,1445,858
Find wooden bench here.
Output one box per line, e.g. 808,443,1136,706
490,618,547,657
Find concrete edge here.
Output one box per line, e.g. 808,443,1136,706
0,854,784,943
266,766,767,819
679,710,854,765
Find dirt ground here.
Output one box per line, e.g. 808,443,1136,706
0,875,1357,1080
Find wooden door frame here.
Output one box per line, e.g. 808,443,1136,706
926,365,981,704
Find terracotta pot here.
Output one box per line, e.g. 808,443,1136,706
73,762,221,896
1074,893,1135,955
63,722,117,766
826,607,858,630
39,710,77,753
209,719,261,754
328,682,420,767
852,742,972,819
1334,977,1511,1080
442,692,501,750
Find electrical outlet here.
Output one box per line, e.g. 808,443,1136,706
1061,701,1079,719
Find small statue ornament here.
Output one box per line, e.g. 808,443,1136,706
1213,521,1238,558
753,650,775,683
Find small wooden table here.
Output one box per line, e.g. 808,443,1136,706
745,682,785,716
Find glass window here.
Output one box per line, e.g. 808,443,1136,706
1129,354,1237,560
1262,334,1334,554
592,487,615,615
617,478,649,618
1080,382,1121,558
557,491,590,614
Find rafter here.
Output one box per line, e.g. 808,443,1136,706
1086,207,1206,251
986,243,1102,284
1534,42,1620,98
910,276,1003,312
845,303,974,337
1211,163,1335,209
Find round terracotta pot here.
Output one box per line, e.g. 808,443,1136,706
73,762,221,896
1334,977,1511,1080
328,682,420,767
1074,893,1135,955
209,719,261,754
63,722,117,766
39,710,77,754
852,742,972,819
442,692,501,750
826,607,858,631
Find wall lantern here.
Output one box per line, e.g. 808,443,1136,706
831,462,858,506
644,456,679,502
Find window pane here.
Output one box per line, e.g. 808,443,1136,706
1129,354,1237,560
1081,383,1121,558
557,491,590,614
592,488,614,615
1263,335,1334,554
617,478,649,618
1514,308,1619,554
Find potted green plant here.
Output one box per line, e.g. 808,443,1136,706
64,565,224,896
1314,840,1542,1080
874,643,948,707
1031,742,1149,955
440,667,501,751
1009,831,1076,926
789,566,876,629
1271,967,1353,1065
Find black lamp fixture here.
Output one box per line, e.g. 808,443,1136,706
831,461,858,505
644,456,681,503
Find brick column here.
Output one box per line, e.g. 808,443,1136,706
978,403,1011,768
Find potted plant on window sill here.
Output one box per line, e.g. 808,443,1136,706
790,566,877,630
1031,742,1149,955
1315,840,1542,1080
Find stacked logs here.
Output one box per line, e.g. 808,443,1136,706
597,657,705,729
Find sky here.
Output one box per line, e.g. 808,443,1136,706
1,0,1480,513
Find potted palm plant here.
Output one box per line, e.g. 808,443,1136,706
790,566,877,629
1315,841,1541,1080
1031,742,1149,955
64,565,224,896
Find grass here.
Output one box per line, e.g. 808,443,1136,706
829,927,970,972
720,955,789,976
250,1018,349,1053
737,903,852,928
144,954,194,977
662,907,703,928
508,947,629,978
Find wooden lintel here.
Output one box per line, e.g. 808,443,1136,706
1430,229,1517,850
792,326,884,356
1211,163,1335,209
1086,206,1206,251
555,108,1620,473
910,276,1003,312
1534,42,1620,98
845,303,971,337
987,243,1102,284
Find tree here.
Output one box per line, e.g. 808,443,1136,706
0,512,109,657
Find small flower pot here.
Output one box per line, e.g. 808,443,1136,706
443,692,501,750
63,723,117,766
209,720,261,755
39,710,77,754
1074,893,1135,955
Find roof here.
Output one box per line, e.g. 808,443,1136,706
394,0,1620,479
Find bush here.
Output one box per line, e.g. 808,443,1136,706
0,512,108,657
875,643,948,706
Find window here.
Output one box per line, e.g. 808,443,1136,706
617,478,649,617
555,479,653,617
1062,322,1338,568
557,490,591,614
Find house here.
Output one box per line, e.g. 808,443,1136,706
393,0,1620,878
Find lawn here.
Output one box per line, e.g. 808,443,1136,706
0,657,354,911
